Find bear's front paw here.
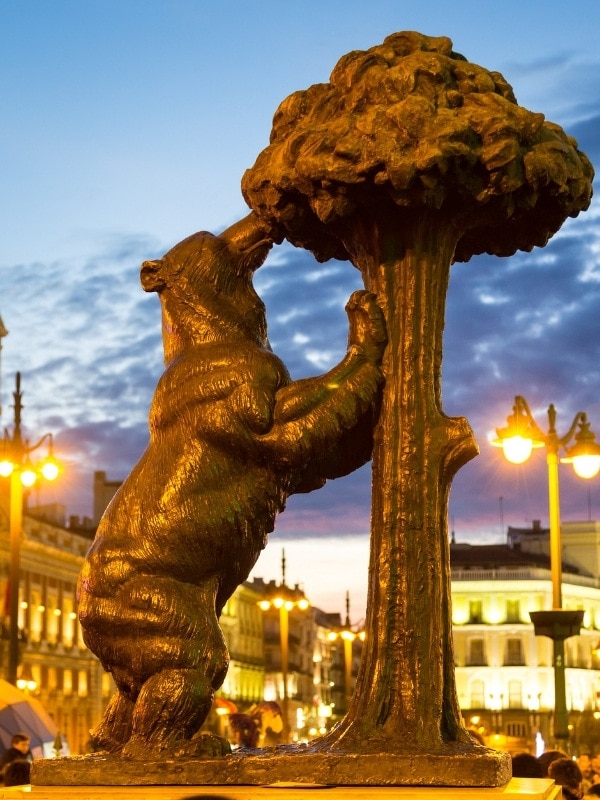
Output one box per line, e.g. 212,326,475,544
345,290,387,362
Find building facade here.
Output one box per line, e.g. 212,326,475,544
219,581,265,707
0,496,110,755
452,521,600,755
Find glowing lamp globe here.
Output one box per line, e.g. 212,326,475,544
41,460,60,481
561,420,600,479
571,454,600,480
0,460,14,477
492,398,545,465
20,468,37,487
500,435,534,465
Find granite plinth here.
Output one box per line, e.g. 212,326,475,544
33,746,511,788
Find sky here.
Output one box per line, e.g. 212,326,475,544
1,1,599,619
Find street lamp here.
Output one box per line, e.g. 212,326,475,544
327,591,365,713
16,663,37,693
258,550,309,743
0,372,60,686
0,314,8,418
492,395,600,746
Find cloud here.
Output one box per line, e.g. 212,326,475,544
442,207,600,540
255,246,363,379
3,193,600,547
503,53,600,131
571,114,600,172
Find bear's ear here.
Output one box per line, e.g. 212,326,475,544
140,260,166,292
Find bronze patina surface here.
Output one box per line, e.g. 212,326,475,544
242,29,592,771
37,31,593,788
34,744,511,787
75,214,386,760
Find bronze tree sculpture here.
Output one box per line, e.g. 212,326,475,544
242,31,593,765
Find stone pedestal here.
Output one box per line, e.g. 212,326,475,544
33,747,511,788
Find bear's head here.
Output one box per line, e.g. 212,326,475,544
141,213,275,353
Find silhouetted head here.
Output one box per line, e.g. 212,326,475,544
511,752,544,778
547,757,582,796
538,749,569,776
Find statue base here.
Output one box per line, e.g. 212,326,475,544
33,746,511,788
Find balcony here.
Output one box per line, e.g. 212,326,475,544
452,567,598,590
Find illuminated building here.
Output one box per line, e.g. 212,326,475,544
218,581,265,706
0,499,111,754
251,576,313,742
452,521,600,754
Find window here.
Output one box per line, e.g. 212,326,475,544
469,600,483,624
506,722,527,738
468,639,486,666
506,599,521,623
508,680,522,708
505,638,524,666
78,669,88,697
470,679,485,708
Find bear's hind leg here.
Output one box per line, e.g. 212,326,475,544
89,688,134,753
121,668,230,759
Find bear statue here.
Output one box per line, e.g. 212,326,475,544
77,212,386,759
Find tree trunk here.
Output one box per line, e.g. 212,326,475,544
322,209,478,753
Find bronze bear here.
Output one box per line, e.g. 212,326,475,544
77,213,386,758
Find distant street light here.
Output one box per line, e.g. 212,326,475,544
258,550,309,743
492,395,600,746
0,372,60,686
327,592,365,713
0,314,8,418
16,662,37,693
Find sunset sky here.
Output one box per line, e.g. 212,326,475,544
1,1,599,617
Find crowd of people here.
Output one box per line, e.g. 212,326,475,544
511,750,600,798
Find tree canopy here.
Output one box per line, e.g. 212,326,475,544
242,31,594,265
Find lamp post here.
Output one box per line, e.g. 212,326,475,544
0,314,8,418
492,396,600,746
0,372,60,686
258,550,309,743
327,592,365,713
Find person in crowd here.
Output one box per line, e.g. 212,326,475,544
511,752,545,778
579,754,594,794
586,785,600,797
548,757,583,800
3,759,31,787
538,749,569,777
0,733,32,783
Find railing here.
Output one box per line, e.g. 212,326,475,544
228,652,264,667
452,567,599,589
